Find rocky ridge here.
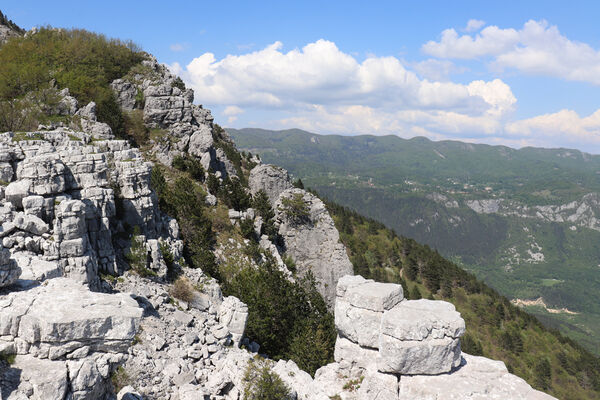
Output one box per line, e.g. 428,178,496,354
0,28,558,399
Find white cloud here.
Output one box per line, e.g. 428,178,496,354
423,20,600,85
174,39,515,131
506,109,600,146
170,43,186,52
168,37,600,152
223,105,244,124
464,19,485,32
411,59,467,81
422,25,519,59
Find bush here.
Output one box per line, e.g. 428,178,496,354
0,27,144,133
221,177,251,211
170,276,195,303
239,218,256,241
172,154,205,181
223,261,335,376
122,110,149,145
110,366,132,394
243,358,291,400
125,226,152,276
280,193,310,225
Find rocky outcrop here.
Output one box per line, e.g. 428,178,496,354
248,164,293,205
398,353,556,399
109,272,252,400
275,188,354,308
0,278,142,399
0,11,23,45
271,274,557,400
0,247,19,287
465,193,600,232
109,56,234,179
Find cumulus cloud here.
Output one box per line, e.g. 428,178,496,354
423,20,600,85
173,39,516,136
169,38,600,151
506,109,600,146
464,19,485,32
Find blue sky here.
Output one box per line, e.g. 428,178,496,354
4,1,600,152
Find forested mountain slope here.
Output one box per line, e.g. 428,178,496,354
229,127,600,355
324,198,600,399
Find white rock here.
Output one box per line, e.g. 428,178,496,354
398,353,557,399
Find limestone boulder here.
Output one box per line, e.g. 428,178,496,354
377,299,465,375
111,79,138,111
398,353,557,399
5,179,31,208
188,125,214,157
218,296,248,347
0,278,142,358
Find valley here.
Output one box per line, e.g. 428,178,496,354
229,127,600,354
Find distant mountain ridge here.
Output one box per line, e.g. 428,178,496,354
228,127,600,355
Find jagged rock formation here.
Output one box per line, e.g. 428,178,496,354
110,56,232,178
0,247,19,287
466,193,600,232
273,275,556,400
0,11,23,44
274,188,354,308
248,163,293,205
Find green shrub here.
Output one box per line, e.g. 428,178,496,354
243,358,292,400
280,193,310,225
110,366,132,394
239,218,256,241
0,27,144,133
221,177,251,211
223,261,335,376
123,110,149,146
126,226,155,277
172,154,205,181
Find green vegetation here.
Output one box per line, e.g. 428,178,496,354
279,193,311,225
151,160,335,376
224,261,335,376
172,154,206,181
0,27,144,133
229,127,600,355
325,200,600,399
110,366,132,394
125,226,156,277
243,357,291,400
0,351,16,365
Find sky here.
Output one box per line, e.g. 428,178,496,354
4,1,600,152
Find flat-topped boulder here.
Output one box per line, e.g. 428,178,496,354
334,274,464,376
380,299,465,341
377,299,465,375
335,275,404,348
398,353,556,399
0,278,142,359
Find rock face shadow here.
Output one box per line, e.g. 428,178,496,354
0,363,21,400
